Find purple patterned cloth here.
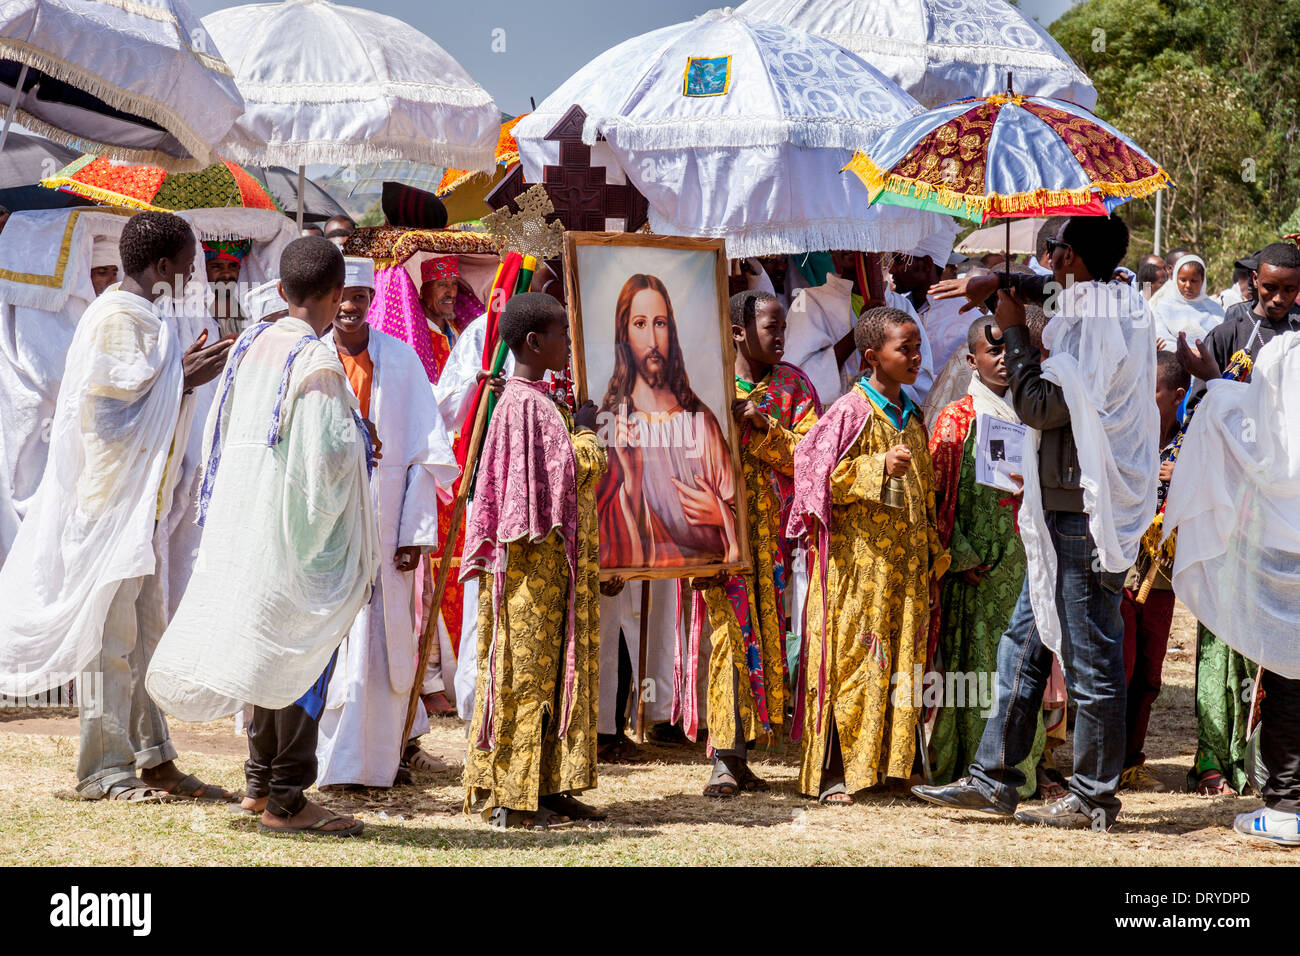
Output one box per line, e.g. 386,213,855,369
786,387,873,739
461,377,580,745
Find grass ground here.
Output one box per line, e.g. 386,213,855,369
0,601,1295,866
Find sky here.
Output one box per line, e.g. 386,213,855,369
186,0,1081,118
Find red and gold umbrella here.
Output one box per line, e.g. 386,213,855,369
40,154,280,212
845,91,1169,222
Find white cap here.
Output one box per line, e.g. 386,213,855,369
242,278,289,321
902,217,960,267
344,256,374,289
91,236,118,270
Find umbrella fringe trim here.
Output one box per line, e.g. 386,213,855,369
7,110,208,173
220,139,497,175
647,209,931,260
231,81,496,108
0,41,216,170
847,153,1171,217
588,114,899,152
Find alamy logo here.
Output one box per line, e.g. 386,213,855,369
49,886,151,936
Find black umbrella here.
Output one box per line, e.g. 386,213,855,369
250,165,347,224
0,129,80,211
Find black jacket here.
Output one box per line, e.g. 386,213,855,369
1002,325,1084,512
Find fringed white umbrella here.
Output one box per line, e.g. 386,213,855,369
736,0,1097,109
202,1,498,173
0,0,244,169
515,8,950,258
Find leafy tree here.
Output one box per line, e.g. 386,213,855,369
1050,0,1299,277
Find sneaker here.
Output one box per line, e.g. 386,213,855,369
1233,806,1300,846
1120,764,1167,792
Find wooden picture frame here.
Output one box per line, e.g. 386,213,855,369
563,231,751,582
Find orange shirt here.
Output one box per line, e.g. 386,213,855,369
338,347,373,418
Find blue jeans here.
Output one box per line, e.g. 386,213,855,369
970,510,1127,822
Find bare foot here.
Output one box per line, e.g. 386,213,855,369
241,795,267,813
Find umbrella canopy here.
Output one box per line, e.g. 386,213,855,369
251,165,347,223
202,0,499,171
846,92,1170,223
955,217,1046,255
736,0,1096,110
0,129,77,189
515,9,950,258
42,155,280,213
0,0,244,169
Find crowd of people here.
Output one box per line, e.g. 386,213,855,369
0,203,1297,845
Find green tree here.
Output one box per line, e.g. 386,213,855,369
1050,0,1299,276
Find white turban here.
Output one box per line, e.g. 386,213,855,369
241,278,289,321
344,256,374,289
90,236,118,270
902,217,961,266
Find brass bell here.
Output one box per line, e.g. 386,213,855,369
883,475,906,509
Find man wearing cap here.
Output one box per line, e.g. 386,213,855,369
203,239,251,338
420,255,462,358
89,236,120,296
241,278,290,324
312,257,459,788
1202,242,1300,379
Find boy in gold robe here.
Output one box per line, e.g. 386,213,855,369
462,293,607,829
788,306,949,804
697,290,820,797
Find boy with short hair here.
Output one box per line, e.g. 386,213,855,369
696,290,820,797
926,316,1041,795
462,292,607,829
147,236,379,836
1119,351,1188,792
788,306,948,804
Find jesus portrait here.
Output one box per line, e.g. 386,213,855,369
595,273,739,570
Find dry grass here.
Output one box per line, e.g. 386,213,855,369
0,601,1295,866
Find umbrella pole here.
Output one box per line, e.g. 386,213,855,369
296,164,305,232
0,64,29,153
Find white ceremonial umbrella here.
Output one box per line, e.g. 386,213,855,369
203,0,498,186
736,0,1097,109
515,8,951,259
0,0,244,169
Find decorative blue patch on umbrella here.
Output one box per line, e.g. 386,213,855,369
683,56,731,97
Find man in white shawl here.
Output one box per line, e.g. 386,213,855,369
1151,254,1223,351
146,237,379,836
1170,330,1300,845
914,215,1158,830
314,257,458,788
0,212,235,802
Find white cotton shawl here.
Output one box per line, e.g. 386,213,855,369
1152,255,1224,349
146,318,380,721
1165,333,1300,677
0,289,187,695
968,374,1019,423
1017,281,1160,655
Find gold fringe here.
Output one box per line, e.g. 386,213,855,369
845,152,1172,217
38,177,162,213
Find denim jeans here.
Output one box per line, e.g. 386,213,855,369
970,510,1127,823
76,575,178,797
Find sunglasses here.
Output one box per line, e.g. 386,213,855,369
1044,237,1073,256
